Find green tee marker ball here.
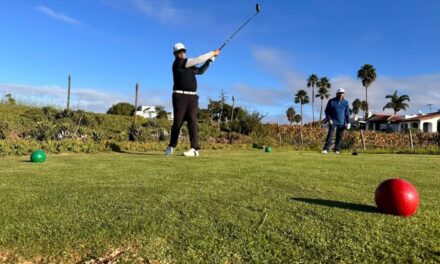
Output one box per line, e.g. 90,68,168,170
265,146,272,153
30,150,47,163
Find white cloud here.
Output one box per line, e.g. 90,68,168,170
252,46,304,92
0,83,173,113
0,83,126,112
103,0,185,25
232,83,290,106
36,5,83,26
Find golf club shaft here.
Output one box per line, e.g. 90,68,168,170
219,12,259,50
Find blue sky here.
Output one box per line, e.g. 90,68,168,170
1,0,439,123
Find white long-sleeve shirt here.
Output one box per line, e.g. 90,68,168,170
185,51,215,68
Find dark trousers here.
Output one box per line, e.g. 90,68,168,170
323,124,345,151
169,93,200,150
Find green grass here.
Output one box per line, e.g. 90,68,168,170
0,150,439,263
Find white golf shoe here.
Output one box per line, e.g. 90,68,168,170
165,146,174,155
183,148,199,157
321,150,328,154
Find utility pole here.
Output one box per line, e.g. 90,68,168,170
231,95,235,122
427,104,433,112
134,83,139,124
67,74,71,111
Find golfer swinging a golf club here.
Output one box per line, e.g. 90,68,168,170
322,88,351,154
165,43,220,156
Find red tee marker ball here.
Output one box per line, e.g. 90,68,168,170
375,178,419,217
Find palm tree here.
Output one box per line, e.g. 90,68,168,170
357,64,377,118
307,74,319,125
361,100,368,115
382,90,410,115
352,98,362,116
294,89,310,126
316,77,331,121
315,87,330,122
4,94,16,105
293,114,302,124
286,107,296,126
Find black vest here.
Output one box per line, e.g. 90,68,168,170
173,58,197,92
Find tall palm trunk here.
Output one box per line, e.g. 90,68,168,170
365,86,368,118
319,99,324,122
300,103,304,145
312,88,315,125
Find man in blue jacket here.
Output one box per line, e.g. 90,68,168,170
322,88,351,154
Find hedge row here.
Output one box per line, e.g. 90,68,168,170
0,138,256,157
264,124,440,150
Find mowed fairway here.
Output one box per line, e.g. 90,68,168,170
0,150,439,263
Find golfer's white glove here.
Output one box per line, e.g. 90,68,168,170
346,123,351,130
209,56,216,62
329,119,334,125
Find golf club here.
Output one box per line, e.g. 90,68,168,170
218,3,261,51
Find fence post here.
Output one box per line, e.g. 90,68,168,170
409,129,414,150
360,130,366,150
277,124,281,146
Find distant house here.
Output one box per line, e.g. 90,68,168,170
134,105,173,120
135,106,157,119
400,112,440,132
365,111,440,133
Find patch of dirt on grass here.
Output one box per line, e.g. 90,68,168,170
1,238,175,264
84,246,135,264
83,240,174,264
0,250,46,264
0,251,15,263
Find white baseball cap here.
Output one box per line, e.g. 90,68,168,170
173,42,186,53
336,88,345,94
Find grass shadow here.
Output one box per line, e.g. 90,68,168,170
291,197,379,214
107,143,162,156
119,151,164,156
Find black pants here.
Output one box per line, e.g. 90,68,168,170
323,124,345,152
169,93,200,150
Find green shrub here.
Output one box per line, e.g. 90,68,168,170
54,122,75,140
128,123,148,142
21,108,46,122
92,131,103,142
31,120,56,141
42,106,58,120
107,102,134,116
72,111,97,127
199,123,221,142
250,125,272,148
115,131,128,141
0,117,9,139
55,109,74,119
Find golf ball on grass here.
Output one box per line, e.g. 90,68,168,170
30,150,47,163
375,178,419,217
